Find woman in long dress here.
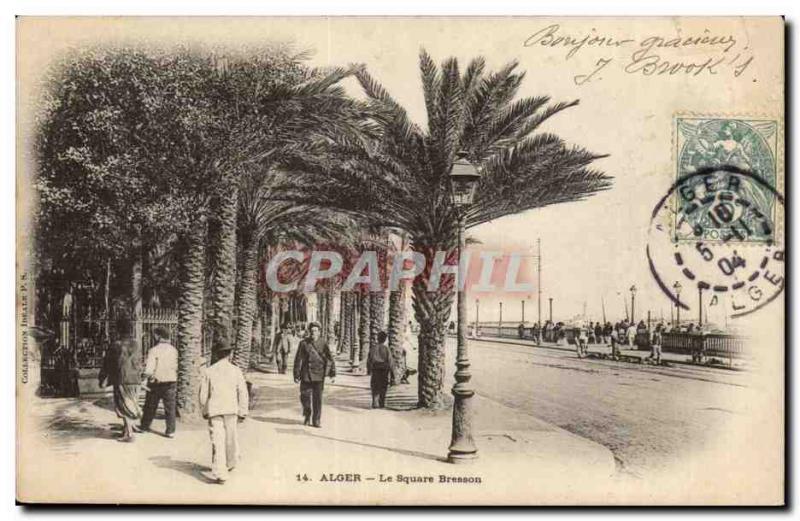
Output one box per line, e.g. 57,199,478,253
99,324,143,442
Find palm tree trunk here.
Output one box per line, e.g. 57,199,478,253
341,293,354,366
323,291,335,347
233,236,259,371
209,183,238,354
369,290,386,363
387,283,407,384
349,293,359,367
337,292,345,353
358,292,370,370
268,295,278,361
177,217,208,417
104,257,111,342
349,294,358,364
411,277,454,410
131,235,143,356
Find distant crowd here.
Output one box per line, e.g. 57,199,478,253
467,318,713,366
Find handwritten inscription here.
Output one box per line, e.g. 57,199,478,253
524,24,756,85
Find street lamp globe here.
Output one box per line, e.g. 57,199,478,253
449,156,481,208
673,281,682,296
630,284,637,295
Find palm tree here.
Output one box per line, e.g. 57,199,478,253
357,292,371,372
233,170,354,371
387,231,410,383
206,50,373,357
175,216,208,415
342,292,358,366
285,51,611,408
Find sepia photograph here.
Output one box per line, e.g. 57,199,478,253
14,15,785,506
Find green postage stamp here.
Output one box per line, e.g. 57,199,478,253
673,116,781,244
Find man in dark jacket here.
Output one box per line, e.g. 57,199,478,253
293,322,335,427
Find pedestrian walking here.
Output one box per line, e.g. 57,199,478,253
576,325,589,358
198,342,249,484
691,324,706,363
594,322,603,345
135,326,178,438
650,323,664,364
610,326,621,359
626,323,637,348
293,322,335,427
368,331,392,408
543,320,552,343
603,322,613,345
98,320,142,442
273,324,292,374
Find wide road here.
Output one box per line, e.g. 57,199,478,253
427,337,753,478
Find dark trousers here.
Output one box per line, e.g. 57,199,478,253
276,351,289,374
370,367,390,408
140,382,177,434
300,381,324,426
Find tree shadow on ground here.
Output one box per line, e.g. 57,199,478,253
149,455,212,484
43,414,120,449
250,416,304,426
326,383,420,412
277,428,446,463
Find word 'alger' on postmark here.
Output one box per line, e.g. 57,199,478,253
648,164,784,320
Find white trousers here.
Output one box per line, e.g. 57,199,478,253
208,414,239,481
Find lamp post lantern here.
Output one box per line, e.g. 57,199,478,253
447,155,481,464
629,285,637,323
673,281,682,327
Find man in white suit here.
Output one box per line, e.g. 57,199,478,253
199,343,249,484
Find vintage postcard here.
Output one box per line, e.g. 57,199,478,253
15,16,785,505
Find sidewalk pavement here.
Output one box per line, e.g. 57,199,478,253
471,335,747,370
19,356,615,505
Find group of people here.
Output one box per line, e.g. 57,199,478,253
99,322,250,484
98,317,420,485
98,322,179,443
511,318,698,365
572,320,668,362
272,320,417,427
522,320,566,344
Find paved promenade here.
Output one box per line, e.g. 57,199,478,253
18,356,615,505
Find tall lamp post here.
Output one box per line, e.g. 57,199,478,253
698,285,705,327
629,285,637,323
447,155,481,464
673,281,682,328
